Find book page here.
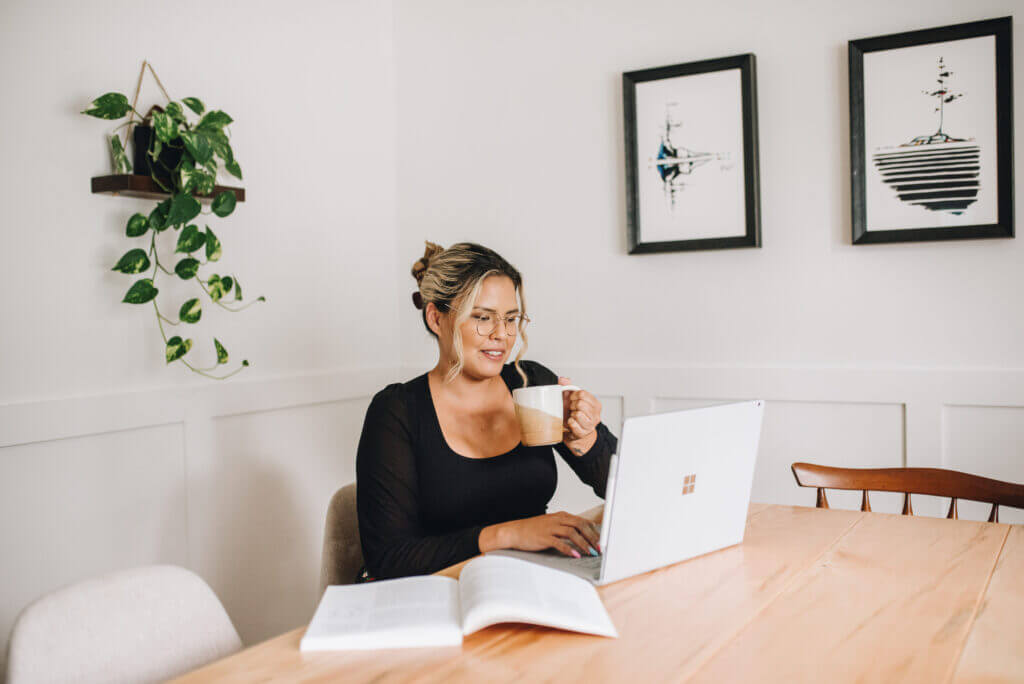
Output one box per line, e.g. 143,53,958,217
300,576,462,650
458,556,617,638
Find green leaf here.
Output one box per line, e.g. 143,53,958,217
122,278,158,304
175,224,206,253
179,298,202,324
221,276,234,295
109,135,132,174
165,336,192,363
194,170,215,195
182,163,214,195
126,213,149,237
179,130,213,165
204,226,222,261
166,192,201,228
234,277,243,300
257,296,266,302
225,158,243,180
152,111,179,143
211,191,236,217
196,110,233,132
112,248,151,274
242,359,250,367
211,130,242,178
211,130,233,163
82,92,131,119
208,274,226,301
165,102,186,123
214,338,229,364
149,198,171,232
183,97,205,115
178,164,197,193
174,257,200,280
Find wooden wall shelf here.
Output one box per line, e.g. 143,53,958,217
91,175,246,203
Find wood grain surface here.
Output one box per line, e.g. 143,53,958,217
952,524,1024,683
452,505,861,683
172,505,1019,683
690,512,1010,683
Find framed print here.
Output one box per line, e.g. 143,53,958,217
849,17,1014,244
623,53,761,253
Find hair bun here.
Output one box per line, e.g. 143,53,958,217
411,291,424,309
411,240,444,285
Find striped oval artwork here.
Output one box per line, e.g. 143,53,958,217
872,139,980,214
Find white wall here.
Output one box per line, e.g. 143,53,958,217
393,1,1024,515
394,0,1023,370
1,0,400,402
0,0,400,671
2,0,1023,675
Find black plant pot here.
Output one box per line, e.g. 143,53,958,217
132,124,184,185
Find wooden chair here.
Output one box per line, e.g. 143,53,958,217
791,462,1024,522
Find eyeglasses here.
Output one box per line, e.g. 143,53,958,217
473,313,529,337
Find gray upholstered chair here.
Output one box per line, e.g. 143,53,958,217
5,565,241,684
319,482,364,593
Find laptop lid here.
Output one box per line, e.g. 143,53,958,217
598,400,764,585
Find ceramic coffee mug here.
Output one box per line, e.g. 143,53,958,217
512,384,580,447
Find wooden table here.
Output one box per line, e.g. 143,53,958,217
173,504,1023,683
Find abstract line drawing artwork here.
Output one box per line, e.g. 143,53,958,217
849,17,1013,244
871,57,980,215
624,53,761,254
652,103,731,212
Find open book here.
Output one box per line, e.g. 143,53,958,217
300,555,617,650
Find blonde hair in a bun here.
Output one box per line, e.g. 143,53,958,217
410,241,528,385
411,241,444,287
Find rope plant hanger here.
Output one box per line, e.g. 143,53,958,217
83,60,264,379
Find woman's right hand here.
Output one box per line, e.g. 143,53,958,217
480,512,601,558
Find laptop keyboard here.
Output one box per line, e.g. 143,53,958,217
564,554,603,570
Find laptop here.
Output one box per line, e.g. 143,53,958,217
490,400,764,585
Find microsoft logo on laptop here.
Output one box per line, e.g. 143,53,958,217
682,474,697,495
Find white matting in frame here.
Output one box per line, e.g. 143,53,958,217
864,35,998,232
634,68,746,243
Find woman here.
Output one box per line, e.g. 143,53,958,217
355,241,618,580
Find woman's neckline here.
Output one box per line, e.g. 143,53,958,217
422,368,522,461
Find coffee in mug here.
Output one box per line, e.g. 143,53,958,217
513,384,580,447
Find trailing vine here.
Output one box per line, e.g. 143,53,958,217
84,85,263,379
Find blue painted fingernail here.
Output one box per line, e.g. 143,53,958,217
589,547,599,557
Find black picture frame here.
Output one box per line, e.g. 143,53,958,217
623,53,761,254
849,17,1014,244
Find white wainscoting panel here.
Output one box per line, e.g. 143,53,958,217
0,367,393,667
942,405,1024,524
0,424,188,676
188,397,370,644
4,364,1024,675
654,398,907,513
561,366,1024,520
548,395,623,517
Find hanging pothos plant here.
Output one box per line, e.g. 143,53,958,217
83,79,263,379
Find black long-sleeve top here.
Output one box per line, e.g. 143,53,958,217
355,360,617,580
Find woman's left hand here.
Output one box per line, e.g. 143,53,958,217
559,376,602,455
